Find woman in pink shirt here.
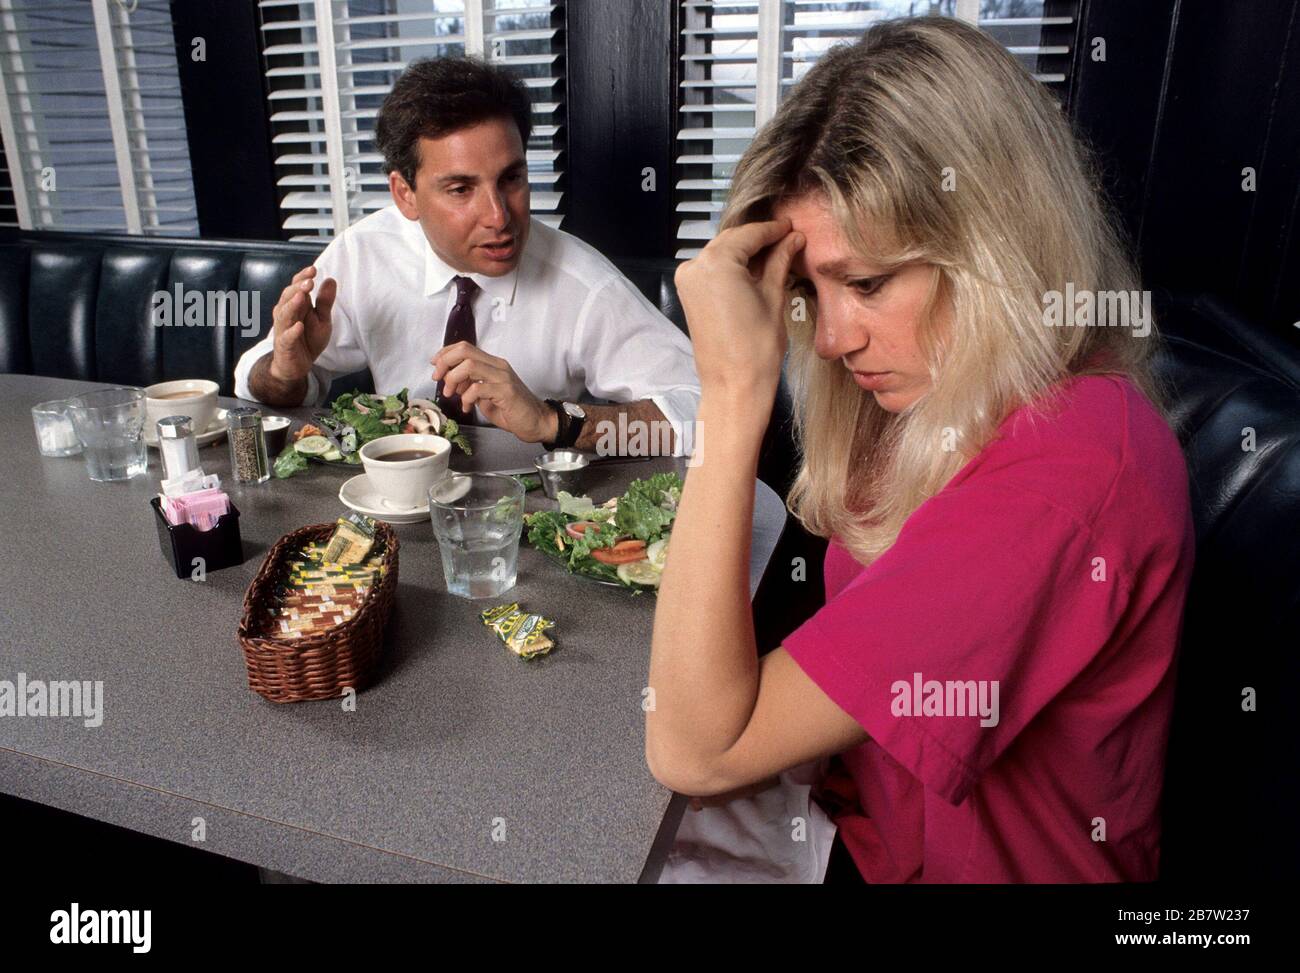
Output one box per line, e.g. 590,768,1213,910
646,17,1194,883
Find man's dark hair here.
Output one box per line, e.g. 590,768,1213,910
375,56,532,188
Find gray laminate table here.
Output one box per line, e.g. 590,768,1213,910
0,374,786,883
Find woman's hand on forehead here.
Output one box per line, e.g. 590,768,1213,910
674,219,805,404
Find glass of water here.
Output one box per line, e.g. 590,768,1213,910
428,472,525,599
67,387,148,482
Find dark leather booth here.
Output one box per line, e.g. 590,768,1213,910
0,229,1295,883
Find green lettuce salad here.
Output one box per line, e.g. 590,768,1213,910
525,472,683,589
274,388,472,479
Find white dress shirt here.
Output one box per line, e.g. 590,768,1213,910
234,205,700,451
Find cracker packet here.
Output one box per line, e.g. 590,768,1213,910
480,602,556,660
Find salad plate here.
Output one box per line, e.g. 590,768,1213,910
524,472,682,591
274,389,471,479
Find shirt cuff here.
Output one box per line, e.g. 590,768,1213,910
232,345,263,401
649,389,700,458
303,370,326,408
232,350,325,409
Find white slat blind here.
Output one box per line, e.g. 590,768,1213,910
676,1,1079,257
0,0,198,234
258,0,565,242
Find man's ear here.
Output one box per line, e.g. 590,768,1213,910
390,170,419,220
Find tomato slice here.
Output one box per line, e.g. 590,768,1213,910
565,520,599,540
591,539,648,565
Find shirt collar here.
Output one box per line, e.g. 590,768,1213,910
419,221,521,306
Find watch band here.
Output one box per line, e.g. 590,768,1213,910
544,399,575,449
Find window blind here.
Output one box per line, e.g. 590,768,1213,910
0,0,198,234
676,1,1079,257
258,0,565,242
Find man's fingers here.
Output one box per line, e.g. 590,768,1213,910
274,283,302,323
438,358,478,396
431,341,470,372
276,281,299,309
432,341,497,377
273,290,305,332
458,379,501,411
313,277,338,324
275,320,304,352
275,267,318,329
434,350,473,385
441,357,504,397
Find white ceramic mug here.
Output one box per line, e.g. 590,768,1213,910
144,379,219,443
359,434,451,510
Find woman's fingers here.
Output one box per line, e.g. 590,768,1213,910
760,230,805,294
708,218,795,266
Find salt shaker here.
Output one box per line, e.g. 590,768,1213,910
156,415,200,482
226,407,270,484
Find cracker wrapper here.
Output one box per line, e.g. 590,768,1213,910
322,513,377,565
480,602,556,659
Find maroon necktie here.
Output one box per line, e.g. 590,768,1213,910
436,275,479,424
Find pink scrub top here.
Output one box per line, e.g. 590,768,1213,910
783,374,1195,883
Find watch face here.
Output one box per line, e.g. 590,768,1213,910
563,402,586,419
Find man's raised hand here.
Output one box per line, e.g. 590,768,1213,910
270,265,337,382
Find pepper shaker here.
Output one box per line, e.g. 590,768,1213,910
226,407,270,484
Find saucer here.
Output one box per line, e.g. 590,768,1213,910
339,473,430,524
146,408,228,448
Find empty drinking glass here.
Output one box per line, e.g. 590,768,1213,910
31,399,83,457
428,473,525,599
68,387,148,482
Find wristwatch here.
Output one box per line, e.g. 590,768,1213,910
544,399,586,449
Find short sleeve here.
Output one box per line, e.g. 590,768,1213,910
572,275,701,454
782,478,1133,806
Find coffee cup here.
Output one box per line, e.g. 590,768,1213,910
359,434,451,511
144,380,219,443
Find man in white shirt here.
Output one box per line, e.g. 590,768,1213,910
234,57,699,455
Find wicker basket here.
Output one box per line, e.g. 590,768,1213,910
237,521,400,703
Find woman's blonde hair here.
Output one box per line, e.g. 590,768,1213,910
721,16,1160,566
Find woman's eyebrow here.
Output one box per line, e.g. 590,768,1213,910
814,258,881,277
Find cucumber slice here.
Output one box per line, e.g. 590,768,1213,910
322,448,343,461
294,435,332,456
617,559,662,588
647,537,669,568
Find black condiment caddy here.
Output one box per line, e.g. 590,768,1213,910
151,497,245,579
